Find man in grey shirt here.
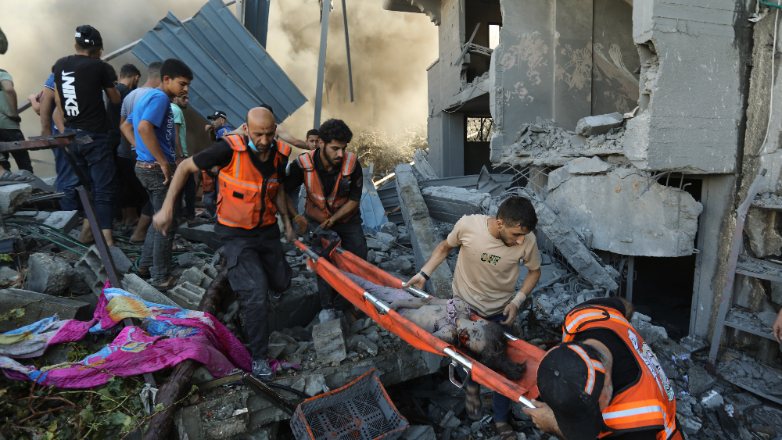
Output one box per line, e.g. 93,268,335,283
118,62,161,244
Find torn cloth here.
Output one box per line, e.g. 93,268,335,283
0,287,251,388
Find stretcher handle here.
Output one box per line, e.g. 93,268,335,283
363,291,390,314
445,347,473,389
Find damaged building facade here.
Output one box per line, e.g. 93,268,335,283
385,0,782,402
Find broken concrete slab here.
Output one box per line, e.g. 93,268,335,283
565,156,612,175
24,252,74,295
177,223,221,249
109,246,133,274
745,208,782,258
0,183,32,214
395,164,452,298
0,288,91,332
545,167,703,257
312,319,347,365
75,245,132,293
268,275,320,332
413,149,439,181
526,193,618,291
631,312,669,346
0,266,18,286
178,266,215,290
575,112,624,136
688,364,717,397
42,210,79,232
121,273,179,307
402,425,437,440
421,186,491,224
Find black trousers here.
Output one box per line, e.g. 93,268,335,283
0,129,32,172
222,227,292,360
315,220,368,310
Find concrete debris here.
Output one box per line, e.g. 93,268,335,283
267,331,298,359
575,113,624,137
745,207,782,258
42,210,79,232
630,312,669,346
421,186,491,223
0,266,19,286
564,156,612,175
121,273,179,307
395,164,452,298
24,252,74,295
546,167,702,257
347,334,379,356
168,281,207,309
312,318,348,365
525,193,619,291
0,183,32,214
687,364,716,397
413,149,439,180
402,425,437,440
176,223,221,249
0,288,91,332
497,120,625,167
700,390,724,410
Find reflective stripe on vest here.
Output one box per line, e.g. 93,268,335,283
216,134,283,230
297,149,357,223
563,306,678,440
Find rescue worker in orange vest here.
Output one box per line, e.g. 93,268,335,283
152,107,294,381
523,298,682,440
285,118,367,319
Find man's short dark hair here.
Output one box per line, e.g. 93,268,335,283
119,64,141,78
306,129,319,138
147,61,162,76
159,58,193,81
497,196,537,231
318,119,352,144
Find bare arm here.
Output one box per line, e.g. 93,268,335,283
40,88,55,136
152,157,199,234
104,86,121,105
405,239,456,289
321,199,359,228
275,186,295,241
1,79,18,118
173,122,184,158
120,119,135,148
276,124,307,149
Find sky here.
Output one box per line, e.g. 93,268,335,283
0,0,437,174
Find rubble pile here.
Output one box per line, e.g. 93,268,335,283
498,118,626,167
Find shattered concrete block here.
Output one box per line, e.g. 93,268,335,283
745,208,782,258
269,275,320,332
0,183,32,214
178,266,214,290
771,282,782,306
168,281,207,310
121,273,179,307
413,149,438,180
546,168,702,257
267,331,298,359
176,223,221,249
379,221,399,237
0,266,19,286
304,374,328,397
564,156,612,175
347,334,379,356
312,318,347,365
688,364,716,397
421,186,491,224
631,312,668,346
575,112,623,136
42,210,79,232
0,288,91,332
395,164,452,298
528,195,619,291
24,252,74,295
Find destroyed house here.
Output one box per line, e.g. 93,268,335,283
385,0,782,403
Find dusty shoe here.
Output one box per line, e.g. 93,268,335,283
464,383,482,421
152,275,177,291
252,358,274,381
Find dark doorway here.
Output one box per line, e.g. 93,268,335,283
629,177,703,340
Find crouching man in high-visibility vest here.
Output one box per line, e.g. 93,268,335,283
524,298,683,440
285,118,367,319
152,107,295,381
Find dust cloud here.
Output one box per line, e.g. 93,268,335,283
0,0,437,163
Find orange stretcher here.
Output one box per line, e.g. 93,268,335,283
294,239,544,408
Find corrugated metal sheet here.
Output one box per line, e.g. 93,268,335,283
132,0,305,125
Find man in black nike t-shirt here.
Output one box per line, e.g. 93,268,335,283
52,25,120,246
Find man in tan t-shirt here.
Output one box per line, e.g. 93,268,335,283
406,195,541,439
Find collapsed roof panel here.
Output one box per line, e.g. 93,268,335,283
132,0,306,125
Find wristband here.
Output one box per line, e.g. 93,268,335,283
419,270,430,281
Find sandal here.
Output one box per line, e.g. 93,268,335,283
464,383,482,421
494,421,516,440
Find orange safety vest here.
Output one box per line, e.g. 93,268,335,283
216,135,291,230
297,149,358,223
562,305,681,440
